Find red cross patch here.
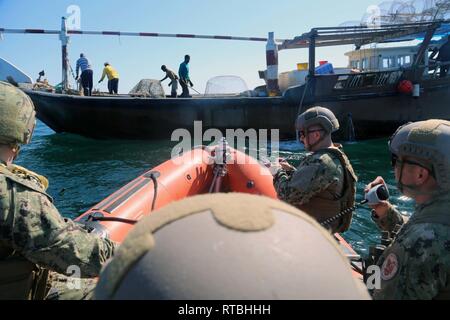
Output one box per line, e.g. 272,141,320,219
381,253,399,281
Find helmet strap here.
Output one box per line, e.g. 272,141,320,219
10,143,20,161
397,163,440,197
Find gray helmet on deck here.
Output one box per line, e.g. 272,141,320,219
0,81,36,145
95,193,370,300
296,106,340,134
389,119,450,191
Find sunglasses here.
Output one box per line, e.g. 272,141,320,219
297,129,324,139
390,154,434,175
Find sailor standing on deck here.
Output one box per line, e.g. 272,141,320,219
0,82,116,300
160,65,179,98
365,119,450,300
75,53,93,96
178,54,193,98
270,107,357,234
98,62,119,94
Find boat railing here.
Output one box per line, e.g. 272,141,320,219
333,70,404,90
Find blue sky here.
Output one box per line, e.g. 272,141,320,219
0,0,379,93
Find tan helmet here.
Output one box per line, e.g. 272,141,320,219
95,193,370,300
296,106,340,134
389,119,450,191
0,81,36,145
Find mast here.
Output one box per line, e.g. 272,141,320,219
305,28,318,108
266,32,280,96
59,17,70,92
308,29,317,77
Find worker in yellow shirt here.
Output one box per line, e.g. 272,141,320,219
98,62,119,94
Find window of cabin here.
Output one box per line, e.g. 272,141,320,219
362,58,368,70
389,57,396,68
405,55,411,65
397,55,412,67
350,60,360,69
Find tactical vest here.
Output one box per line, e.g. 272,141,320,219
407,195,450,227
0,248,49,300
297,147,357,233
0,164,51,300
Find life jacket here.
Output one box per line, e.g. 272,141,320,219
0,164,51,300
297,147,357,233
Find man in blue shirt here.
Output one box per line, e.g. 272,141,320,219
178,55,193,97
75,53,93,96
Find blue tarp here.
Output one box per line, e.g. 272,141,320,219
382,23,450,43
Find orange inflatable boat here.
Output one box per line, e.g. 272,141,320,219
76,140,363,278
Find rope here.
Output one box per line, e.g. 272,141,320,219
297,76,310,116
68,64,77,80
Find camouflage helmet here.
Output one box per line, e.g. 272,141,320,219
296,106,340,134
389,119,450,190
95,193,370,300
0,81,36,145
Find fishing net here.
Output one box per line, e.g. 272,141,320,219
204,76,251,96
341,0,450,27
129,79,165,98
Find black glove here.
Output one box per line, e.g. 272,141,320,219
189,81,194,87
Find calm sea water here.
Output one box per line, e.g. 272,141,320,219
16,121,415,256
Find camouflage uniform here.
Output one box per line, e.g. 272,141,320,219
0,162,115,299
0,82,115,299
372,193,450,300
273,145,357,233
369,119,450,300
